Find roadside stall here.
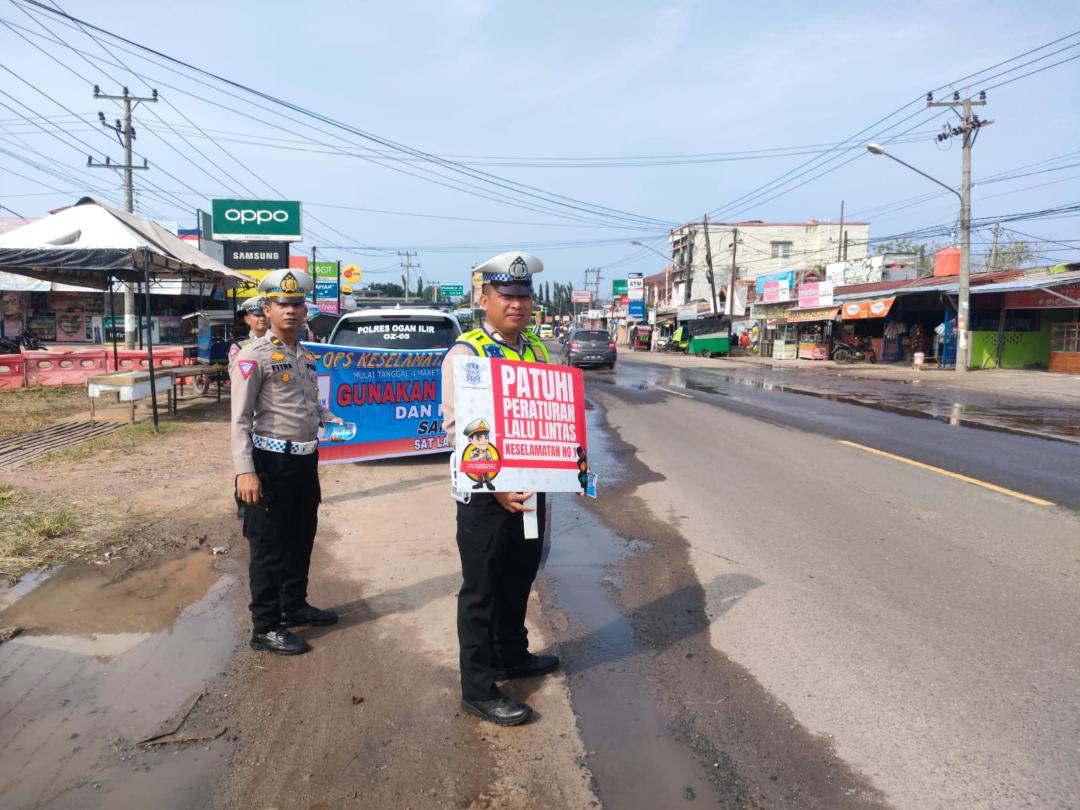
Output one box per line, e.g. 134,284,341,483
785,305,839,360
0,197,246,429
837,297,896,360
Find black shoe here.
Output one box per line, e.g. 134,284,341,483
461,696,533,726
496,653,560,680
250,627,311,655
281,605,339,627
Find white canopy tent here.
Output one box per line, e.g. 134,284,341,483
0,198,252,430
0,197,248,288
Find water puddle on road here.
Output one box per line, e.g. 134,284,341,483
0,553,238,809
540,404,716,808
652,366,1080,441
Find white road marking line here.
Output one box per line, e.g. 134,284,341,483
838,440,1054,507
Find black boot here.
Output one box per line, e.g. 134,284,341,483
461,696,533,726
281,605,339,627
250,626,311,655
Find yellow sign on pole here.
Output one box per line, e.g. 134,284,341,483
341,284,354,295
342,264,363,282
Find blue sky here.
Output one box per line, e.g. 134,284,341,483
1,0,1077,289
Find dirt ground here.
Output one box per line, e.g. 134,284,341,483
0,390,598,809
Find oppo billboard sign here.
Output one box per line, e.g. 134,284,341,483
211,199,303,242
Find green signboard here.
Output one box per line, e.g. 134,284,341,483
612,279,628,296
211,198,303,242
441,284,464,297
308,261,338,280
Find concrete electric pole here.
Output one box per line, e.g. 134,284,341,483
726,227,740,317
927,90,991,373
90,85,157,349
702,215,718,314
399,251,417,302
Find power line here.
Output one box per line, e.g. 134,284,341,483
12,0,674,231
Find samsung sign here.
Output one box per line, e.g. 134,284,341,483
211,199,303,242
223,241,289,270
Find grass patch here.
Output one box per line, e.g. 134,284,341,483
0,385,89,438
34,419,182,465
0,487,92,578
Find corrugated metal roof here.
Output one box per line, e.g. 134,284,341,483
969,270,1080,295
833,269,1024,301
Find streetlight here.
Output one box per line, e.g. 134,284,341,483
866,142,970,373
629,240,677,308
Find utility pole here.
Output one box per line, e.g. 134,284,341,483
837,200,845,261
702,215,718,314
928,90,991,373
988,222,1001,272
399,251,417,302
726,227,740,317
90,85,157,350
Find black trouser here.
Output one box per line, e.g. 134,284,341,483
241,448,321,633
456,493,546,701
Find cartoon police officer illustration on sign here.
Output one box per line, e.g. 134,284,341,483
460,418,500,490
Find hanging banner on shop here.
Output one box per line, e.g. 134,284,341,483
451,355,588,494
840,297,896,320
1003,282,1080,309
304,343,449,464
785,306,840,323
797,281,834,308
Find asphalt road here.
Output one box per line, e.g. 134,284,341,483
563,357,1080,809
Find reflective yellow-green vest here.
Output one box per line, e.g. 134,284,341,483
456,327,550,363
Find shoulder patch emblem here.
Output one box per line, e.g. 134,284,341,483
271,351,285,361
237,360,257,380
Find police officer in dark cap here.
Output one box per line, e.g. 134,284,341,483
441,252,559,726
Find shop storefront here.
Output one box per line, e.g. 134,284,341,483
785,305,840,360
970,274,1080,372
837,297,896,360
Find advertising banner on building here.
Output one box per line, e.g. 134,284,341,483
1003,282,1080,309
797,281,834,308
452,355,588,494
762,277,792,304
304,343,449,464
612,279,628,296
840,298,896,320
755,269,796,295
211,199,303,242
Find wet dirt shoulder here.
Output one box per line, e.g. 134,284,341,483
208,456,597,810
578,397,890,809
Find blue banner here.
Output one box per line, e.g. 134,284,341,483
301,342,450,463
628,299,646,319
755,269,796,294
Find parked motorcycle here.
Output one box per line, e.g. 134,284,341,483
831,336,876,364
0,329,45,353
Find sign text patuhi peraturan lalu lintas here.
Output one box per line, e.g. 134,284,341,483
499,365,579,444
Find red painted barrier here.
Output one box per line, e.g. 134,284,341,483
0,353,25,389
22,349,108,387
108,346,186,372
